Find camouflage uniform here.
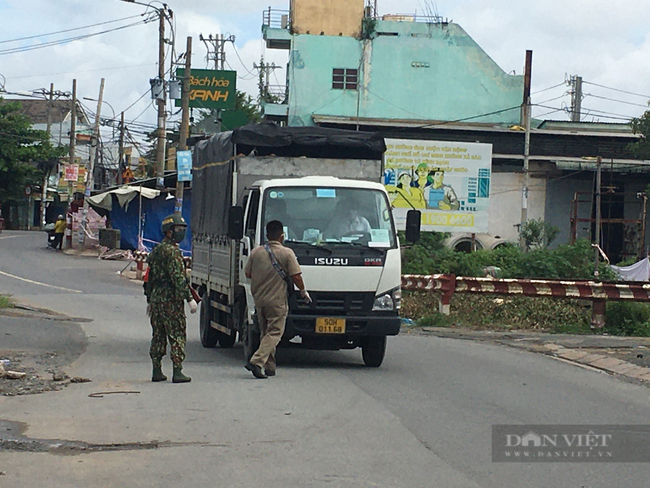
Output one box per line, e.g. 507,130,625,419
144,237,191,367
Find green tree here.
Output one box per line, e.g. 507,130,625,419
629,109,650,160
0,98,65,201
519,218,560,250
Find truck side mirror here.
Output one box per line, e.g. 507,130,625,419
228,206,244,240
405,209,421,243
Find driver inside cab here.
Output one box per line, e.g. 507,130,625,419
325,198,371,239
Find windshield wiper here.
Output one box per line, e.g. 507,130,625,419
324,241,386,254
285,240,332,254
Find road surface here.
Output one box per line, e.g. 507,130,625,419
1,230,650,487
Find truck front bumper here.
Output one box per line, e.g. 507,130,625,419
285,314,401,338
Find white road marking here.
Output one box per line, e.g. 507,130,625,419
0,235,20,240
0,269,82,293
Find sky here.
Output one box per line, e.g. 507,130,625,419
1,0,649,144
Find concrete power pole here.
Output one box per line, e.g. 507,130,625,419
519,50,533,249
200,33,235,70
155,10,167,189
68,79,77,207
570,75,583,122
80,78,105,247
253,59,281,103
118,111,125,186
175,37,192,216
41,82,54,228
200,33,234,131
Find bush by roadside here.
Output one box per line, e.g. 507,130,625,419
402,292,592,334
401,234,617,281
400,231,649,336
0,295,13,309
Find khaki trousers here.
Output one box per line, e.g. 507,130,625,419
250,301,288,372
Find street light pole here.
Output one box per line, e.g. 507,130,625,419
175,36,192,216
41,82,54,228
155,9,166,188
118,0,168,188
594,155,602,278
80,78,105,247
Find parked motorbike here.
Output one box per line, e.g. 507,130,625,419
43,223,57,249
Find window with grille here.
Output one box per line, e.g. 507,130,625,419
332,68,358,90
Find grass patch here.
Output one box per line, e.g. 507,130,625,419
604,302,650,337
0,295,14,309
402,291,591,333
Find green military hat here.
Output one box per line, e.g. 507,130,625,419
161,214,187,233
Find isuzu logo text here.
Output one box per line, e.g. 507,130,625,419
314,258,349,266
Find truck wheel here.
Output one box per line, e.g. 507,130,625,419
199,298,219,348
243,319,260,362
218,331,236,348
362,336,386,367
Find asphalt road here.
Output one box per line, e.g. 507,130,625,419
1,230,650,487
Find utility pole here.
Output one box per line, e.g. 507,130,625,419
80,78,105,247
200,33,234,131
41,82,54,228
594,155,602,278
570,75,583,122
118,111,125,186
175,36,192,216
68,79,77,209
155,10,167,189
200,33,235,70
253,59,281,103
519,50,533,249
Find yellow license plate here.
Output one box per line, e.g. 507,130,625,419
315,317,346,334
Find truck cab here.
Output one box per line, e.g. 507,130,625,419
238,176,401,367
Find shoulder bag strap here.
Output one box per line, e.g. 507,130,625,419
264,243,289,281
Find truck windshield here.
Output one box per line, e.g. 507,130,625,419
262,187,396,248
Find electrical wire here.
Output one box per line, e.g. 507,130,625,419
0,14,145,44
531,82,566,95
231,44,257,78
582,81,650,100
0,19,154,56
534,104,632,122
583,93,649,109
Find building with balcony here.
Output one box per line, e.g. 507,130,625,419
261,0,649,262
262,0,523,128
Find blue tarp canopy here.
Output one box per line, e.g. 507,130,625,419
88,186,192,254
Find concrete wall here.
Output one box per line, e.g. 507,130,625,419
545,175,593,247
291,0,364,37
488,171,546,242
288,21,523,126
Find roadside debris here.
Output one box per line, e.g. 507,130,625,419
99,248,133,261
0,362,26,380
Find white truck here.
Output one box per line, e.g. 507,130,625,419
190,124,420,367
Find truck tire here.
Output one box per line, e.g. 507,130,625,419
199,298,219,348
218,331,236,348
243,319,260,362
361,336,386,367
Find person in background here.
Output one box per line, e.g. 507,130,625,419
325,198,371,238
244,220,311,379
144,214,197,383
53,215,66,250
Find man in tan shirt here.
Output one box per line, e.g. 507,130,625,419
244,220,311,378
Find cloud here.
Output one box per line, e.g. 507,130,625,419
2,0,649,139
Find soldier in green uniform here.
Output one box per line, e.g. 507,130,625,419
144,214,197,383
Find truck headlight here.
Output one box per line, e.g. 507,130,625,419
373,287,401,311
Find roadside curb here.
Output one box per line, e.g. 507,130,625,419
539,344,650,383
408,326,650,386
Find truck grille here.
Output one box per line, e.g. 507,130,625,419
290,291,373,316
